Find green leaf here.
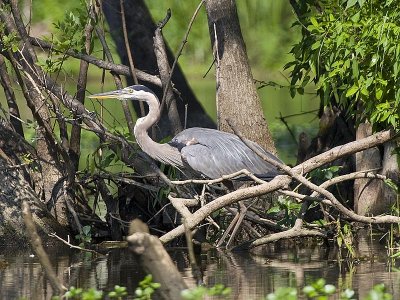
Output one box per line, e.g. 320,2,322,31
346,0,358,9
310,16,319,28
311,40,321,50
360,88,369,96
391,251,400,258
352,59,359,79
376,88,383,100
290,86,296,98
346,85,359,97
342,288,355,299
358,0,366,7
370,54,379,67
323,284,336,294
351,12,360,23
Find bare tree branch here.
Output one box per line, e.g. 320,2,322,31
28,37,162,87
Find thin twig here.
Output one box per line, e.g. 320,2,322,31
235,219,326,250
171,169,266,185
318,170,386,191
96,173,160,192
160,1,205,106
120,0,145,117
49,233,102,255
184,219,203,285
279,189,324,203
278,112,298,146
29,36,161,86
154,11,183,134
70,2,95,172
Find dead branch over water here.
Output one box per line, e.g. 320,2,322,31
160,128,397,248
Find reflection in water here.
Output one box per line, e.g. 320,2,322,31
0,236,399,299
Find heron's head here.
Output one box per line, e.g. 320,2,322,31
88,85,156,101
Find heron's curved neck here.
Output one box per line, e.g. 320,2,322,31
133,94,161,152
133,94,182,167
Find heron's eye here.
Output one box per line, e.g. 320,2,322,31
126,88,134,93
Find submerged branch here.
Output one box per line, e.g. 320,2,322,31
22,201,67,294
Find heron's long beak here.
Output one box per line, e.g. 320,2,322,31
88,89,123,99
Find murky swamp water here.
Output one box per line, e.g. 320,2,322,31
1,232,399,300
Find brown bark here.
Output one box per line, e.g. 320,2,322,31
0,154,67,246
381,141,399,208
128,220,187,299
355,124,398,215
354,124,382,215
0,55,23,136
205,0,276,153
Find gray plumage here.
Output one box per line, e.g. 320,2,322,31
89,85,282,180
169,128,282,179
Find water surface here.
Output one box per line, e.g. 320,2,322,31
1,233,399,299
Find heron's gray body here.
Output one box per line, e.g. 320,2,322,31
169,127,282,179
89,85,282,180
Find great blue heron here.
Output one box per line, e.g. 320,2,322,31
89,85,282,180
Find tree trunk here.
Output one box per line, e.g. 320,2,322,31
102,0,216,139
0,154,67,245
354,123,398,215
0,6,71,227
205,0,276,153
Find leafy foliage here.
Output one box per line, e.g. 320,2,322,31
63,285,127,300
133,274,161,300
364,284,392,300
267,195,302,227
75,225,92,247
287,0,400,130
108,285,128,299
37,1,94,75
267,280,392,300
52,8,93,54
64,287,103,300
181,283,231,300
302,278,336,299
266,287,297,300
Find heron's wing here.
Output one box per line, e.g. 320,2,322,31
170,128,282,179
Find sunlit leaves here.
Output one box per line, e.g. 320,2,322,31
181,284,231,300
287,0,400,130
364,284,393,300
266,287,297,300
346,85,359,97
267,280,392,299
134,275,161,300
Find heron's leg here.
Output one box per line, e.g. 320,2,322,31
216,201,249,249
216,211,239,247
216,180,247,248
226,201,248,250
